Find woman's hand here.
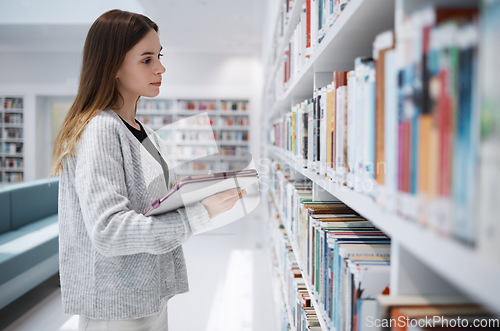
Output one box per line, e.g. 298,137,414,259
201,188,247,219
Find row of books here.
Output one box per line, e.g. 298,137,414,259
136,115,174,128
136,99,249,112
179,100,249,112
268,196,326,331
269,5,498,250
1,113,23,124
220,116,250,126
268,163,496,330
138,99,174,111
1,143,23,154
1,97,23,110
1,172,23,183
271,165,392,330
218,131,249,142
1,128,23,139
281,0,351,89
2,158,23,169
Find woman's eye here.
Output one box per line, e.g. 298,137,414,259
158,53,164,60
142,58,151,64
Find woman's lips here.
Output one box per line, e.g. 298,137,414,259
151,82,161,87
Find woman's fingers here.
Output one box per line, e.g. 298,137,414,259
217,187,247,202
201,187,248,218
219,190,247,211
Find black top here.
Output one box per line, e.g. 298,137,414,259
120,117,149,143
119,116,170,189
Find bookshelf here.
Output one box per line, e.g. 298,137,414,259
262,0,498,329
136,98,250,175
0,96,25,185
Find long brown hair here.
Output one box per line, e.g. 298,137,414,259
50,9,158,176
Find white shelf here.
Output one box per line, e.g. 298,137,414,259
219,126,249,131
270,146,500,315
269,0,394,118
137,110,174,116
153,125,249,131
219,111,249,116
137,109,249,117
2,123,23,128
2,109,24,113
269,216,298,331
270,190,331,330
218,140,249,146
1,168,24,172
168,140,248,146
172,155,249,161
2,138,23,143
267,0,306,90
0,96,24,184
0,153,23,157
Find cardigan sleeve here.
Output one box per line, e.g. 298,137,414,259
73,115,210,257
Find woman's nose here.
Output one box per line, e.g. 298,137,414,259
157,62,166,75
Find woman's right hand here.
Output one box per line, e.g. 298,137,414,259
201,188,247,219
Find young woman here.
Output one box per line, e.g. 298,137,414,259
51,9,246,330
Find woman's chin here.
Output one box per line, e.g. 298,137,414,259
142,90,161,98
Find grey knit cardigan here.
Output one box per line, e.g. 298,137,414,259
58,109,211,319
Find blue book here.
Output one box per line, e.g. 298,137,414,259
453,23,479,245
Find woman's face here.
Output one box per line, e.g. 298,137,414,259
116,29,166,100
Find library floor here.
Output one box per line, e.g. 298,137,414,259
0,210,277,331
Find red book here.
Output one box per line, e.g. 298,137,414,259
438,69,452,197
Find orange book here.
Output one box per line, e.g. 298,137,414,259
326,82,336,178
375,35,394,184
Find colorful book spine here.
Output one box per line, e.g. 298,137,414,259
453,23,479,245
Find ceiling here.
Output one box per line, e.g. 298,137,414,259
0,0,270,55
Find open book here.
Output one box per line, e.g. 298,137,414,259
144,169,260,218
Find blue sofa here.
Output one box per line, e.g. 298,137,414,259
0,177,59,310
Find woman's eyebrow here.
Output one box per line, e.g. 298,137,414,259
140,46,163,56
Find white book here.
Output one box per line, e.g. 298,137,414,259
354,61,366,193
311,0,318,55
300,4,307,69
313,91,320,173
319,87,328,177
347,70,356,189
336,84,348,185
